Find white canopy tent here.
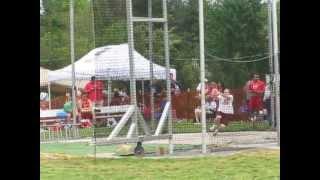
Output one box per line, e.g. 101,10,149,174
47,43,176,110
40,67,88,88
40,67,50,87
41,67,89,109
48,43,176,82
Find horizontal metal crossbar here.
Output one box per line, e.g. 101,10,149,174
94,105,131,114
93,134,172,146
132,17,166,23
95,115,123,119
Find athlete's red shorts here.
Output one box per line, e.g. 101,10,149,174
248,96,263,112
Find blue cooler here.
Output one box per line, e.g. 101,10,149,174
56,111,68,121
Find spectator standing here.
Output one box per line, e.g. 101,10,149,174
247,73,266,121
84,76,104,107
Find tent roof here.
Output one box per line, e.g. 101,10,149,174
40,67,88,88
48,44,175,81
40,67,49,86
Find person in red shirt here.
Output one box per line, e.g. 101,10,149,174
84,76,104,107
247,73,266,120
78,92,93,128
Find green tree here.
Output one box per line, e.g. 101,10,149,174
205,0,270,88
40,0,93,70
40,0,277,90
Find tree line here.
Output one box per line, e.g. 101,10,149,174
40,0,280,89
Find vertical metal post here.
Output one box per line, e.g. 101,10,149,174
48,82,51,109
69,0,77,125
91,0,97,159
142,80,145,109
126,0,138,136
107,80,112,106
92,80,97,160
272,0,280,145
90,0,96,48
199,0,207,154
267,0,275,128
148,0,155,131
162,0,173,154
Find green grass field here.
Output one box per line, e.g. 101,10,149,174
41,149,279,180
41,143,195,156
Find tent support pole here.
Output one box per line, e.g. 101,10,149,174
107,80,112,106
69,0,77,125
142,80,145,110
48,82,51,109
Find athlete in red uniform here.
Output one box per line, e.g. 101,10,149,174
248,74,266,118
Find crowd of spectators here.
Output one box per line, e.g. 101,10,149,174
41,73,272,131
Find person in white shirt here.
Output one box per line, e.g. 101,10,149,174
194,98,218,124
209,88,234,135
